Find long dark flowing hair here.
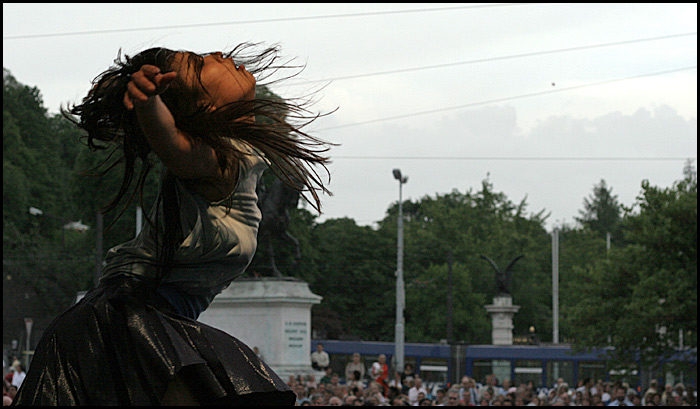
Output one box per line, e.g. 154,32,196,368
63,43,334,282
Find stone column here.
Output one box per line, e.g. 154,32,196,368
198,278,322,380
484,295,520,345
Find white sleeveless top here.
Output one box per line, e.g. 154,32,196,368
100,141,267,295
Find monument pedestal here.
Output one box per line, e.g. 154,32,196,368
198,278,322,380
484,295,520,345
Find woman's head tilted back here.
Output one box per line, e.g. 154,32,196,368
64,42,332,217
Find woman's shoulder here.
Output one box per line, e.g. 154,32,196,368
181,139,266,203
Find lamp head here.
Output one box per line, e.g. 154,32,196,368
392,169,402,180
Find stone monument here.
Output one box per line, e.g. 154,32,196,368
481,255,523,346
484,296,521,345
198,277,322,380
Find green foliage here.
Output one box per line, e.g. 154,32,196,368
3,68,160,344
307,218,396,341
575,179,623,242
405,262,489,344
566,173,697,371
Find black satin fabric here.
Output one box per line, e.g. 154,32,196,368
13,276,295,406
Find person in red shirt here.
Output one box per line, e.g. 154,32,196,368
371,354,390,396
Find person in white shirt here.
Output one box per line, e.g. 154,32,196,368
408,376,428,405
310,343,330,371
11,364,26,390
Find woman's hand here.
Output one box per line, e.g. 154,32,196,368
123,65,177,111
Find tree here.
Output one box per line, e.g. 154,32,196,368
566,171,697,373
575,179,622,242
308,218,396,341
3,69,97,345
378,179,554,344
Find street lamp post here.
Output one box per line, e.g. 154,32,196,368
392,168,408,374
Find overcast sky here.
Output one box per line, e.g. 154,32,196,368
3,3,697,231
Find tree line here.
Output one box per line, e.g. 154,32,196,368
3,68,696,375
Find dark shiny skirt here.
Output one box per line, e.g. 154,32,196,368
13,276,295,406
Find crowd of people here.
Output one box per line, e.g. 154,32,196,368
3,358,26,406
4,347,696,406
302,346,697,406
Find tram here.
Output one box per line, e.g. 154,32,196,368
311,339,696,390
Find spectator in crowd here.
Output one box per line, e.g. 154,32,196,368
557,390,571,406
5,386,17,403
347,370,365,390
2,382,11,407
366,381,388,405
294,382,307,406
320,366,333,385
419,397,432,406
479,373,504,400
433,388,447,406
607,385,633,406
499,379,512,396
446,388,461,406
400,363,416,385
590,393,604,406
311,343,330,371
459,376,478,405
642,379,658,405
327,396,342,406
462,388,476,406
329,373,341,389
305,373,318,389
9,364,25,391
408,376,428,405
345,352,366,384
629,392,641,406
477,374,493,401
661,383,675,405
371,354,389,397
310,394,325,405
672,382,686,405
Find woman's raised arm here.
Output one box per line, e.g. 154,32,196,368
124,64,223,183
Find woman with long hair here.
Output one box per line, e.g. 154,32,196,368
14,43,333,406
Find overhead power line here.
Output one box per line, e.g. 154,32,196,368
288,32,696,86
3,4,534,40
315,65,697,132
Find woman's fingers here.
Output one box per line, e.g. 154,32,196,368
123,91,133,111
127,81,150,102
154,71,177,93
123,66,177,110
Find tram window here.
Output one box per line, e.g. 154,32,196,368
579,361,606,383
546,361,574,388
514,360,542,386
473,359,511,386
418,358,448,385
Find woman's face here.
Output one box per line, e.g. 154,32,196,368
173,51,256,110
